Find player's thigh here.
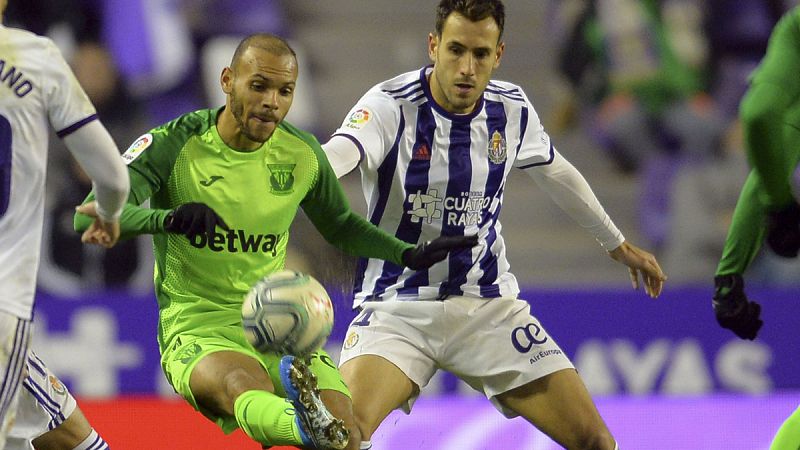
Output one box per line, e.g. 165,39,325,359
339,354,416,439
496,368,614,450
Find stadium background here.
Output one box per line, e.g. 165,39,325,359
8,1,800,448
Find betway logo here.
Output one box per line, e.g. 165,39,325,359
188,229,284,255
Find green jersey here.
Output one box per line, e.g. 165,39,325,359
76,108,413,351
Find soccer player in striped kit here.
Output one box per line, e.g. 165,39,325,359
0,0,127,448
323,1,666,449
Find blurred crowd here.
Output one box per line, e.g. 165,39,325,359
6,0,800,297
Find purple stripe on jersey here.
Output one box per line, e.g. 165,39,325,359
0,320,29,422
437,118,474,298
353,107,407,297
330,133,366,164
27,353,47,377
395,87,424,100
55,114,98,138
488,82,521,95
383,79,422,95
408,92,427,104
484,88,525,102
477,100,509,295
385,102,439,295
23,377,65,421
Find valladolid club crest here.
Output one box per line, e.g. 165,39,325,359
267,164,296,195
488,130,507,164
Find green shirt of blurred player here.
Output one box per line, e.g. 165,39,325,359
712,8,800,450
74,34,411,449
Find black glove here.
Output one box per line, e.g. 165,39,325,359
712,274,763,340
402,235,479,270
766,200,800,258
164,202,230,239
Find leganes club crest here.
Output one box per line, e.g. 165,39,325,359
268,164,296,195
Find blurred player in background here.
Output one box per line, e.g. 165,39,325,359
0,0,128,448
75,33,475,450
711,6,800,450
322,1,666,449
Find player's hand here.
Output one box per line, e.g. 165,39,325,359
765,200,800,258
402,235,480,270
74,201,121,248
164,202,230,239
608,241,666,298
713,274,762,340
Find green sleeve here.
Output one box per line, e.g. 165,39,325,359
716,171,768,276
740,8,800,209
301,142,413,266
74,123,187,239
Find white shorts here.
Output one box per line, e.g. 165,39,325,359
5,350,77,450
0,312,32,448
339,296,574,417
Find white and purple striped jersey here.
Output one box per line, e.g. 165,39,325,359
333,66,555,306
0,25,98,319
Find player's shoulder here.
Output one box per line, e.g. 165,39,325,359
0,25,61,64
371,68,425,103
157,108,216,137
484,79,529,105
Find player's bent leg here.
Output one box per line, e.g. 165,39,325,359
496,368,615,450
187,350,305,447
769,405,800,450
0,314,32,448
338,354,417,441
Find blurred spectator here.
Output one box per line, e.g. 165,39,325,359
556,0,727,250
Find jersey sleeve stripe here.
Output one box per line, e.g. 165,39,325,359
517,142,555,169
55,113,98,138
331,132,366,163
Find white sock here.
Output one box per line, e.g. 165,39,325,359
73,428,109,450
614,441,619,450
360,440,373,449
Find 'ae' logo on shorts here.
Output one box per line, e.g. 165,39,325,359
176,343,202,364
267,164,296,195
511,323,548,353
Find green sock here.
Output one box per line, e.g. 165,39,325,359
233,390,303,446
770,405,800,450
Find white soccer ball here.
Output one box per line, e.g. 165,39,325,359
242,270,334,357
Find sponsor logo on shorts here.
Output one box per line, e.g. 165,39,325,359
511,322,549,353
344,330,359,350
48,375,66,395
176,343,202,364
122,133,153,165
528,349,563,365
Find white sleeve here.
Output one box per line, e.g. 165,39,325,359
523,149,625,251
62,120,130,222
329,87,400,173
512,89,555,169
322,135,362,178
41,40,97,134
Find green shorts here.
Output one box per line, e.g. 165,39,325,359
161,325,349,434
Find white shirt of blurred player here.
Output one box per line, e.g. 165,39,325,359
0,25,99,319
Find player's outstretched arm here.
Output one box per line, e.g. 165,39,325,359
402,235,480,270
712,274,763,340
608,241,667,298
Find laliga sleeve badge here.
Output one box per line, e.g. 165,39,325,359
345,108,372,130
122,133,153,165
344,330,360,350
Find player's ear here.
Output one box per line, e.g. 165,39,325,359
493,41,505,69
428,33,438,63
220,67,234,95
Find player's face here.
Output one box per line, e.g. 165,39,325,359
428,13,504,114
222,48,297,145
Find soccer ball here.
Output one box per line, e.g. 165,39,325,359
242,270,334,357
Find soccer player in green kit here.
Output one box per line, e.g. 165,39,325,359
711,7,800,450
74,34,476,450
